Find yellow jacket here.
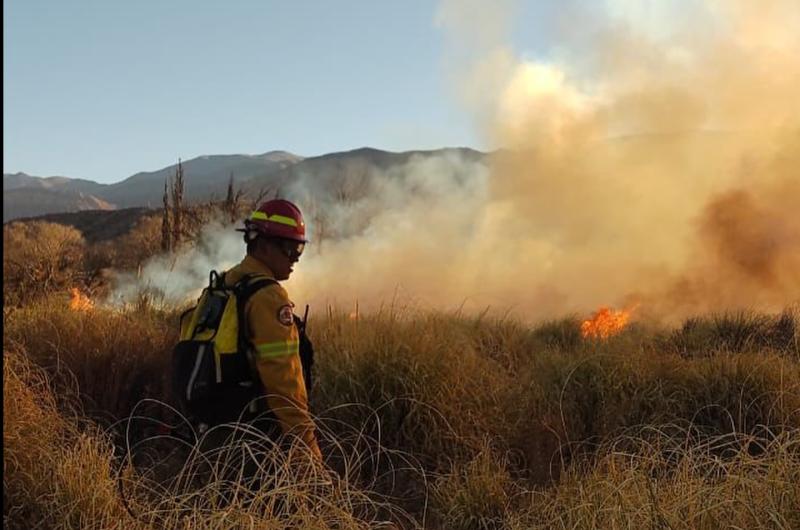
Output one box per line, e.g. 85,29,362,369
224,254,321,459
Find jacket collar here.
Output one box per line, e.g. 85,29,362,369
239,254,277,280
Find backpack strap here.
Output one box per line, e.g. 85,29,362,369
234,273,277,300
232,274,278,361
232,273,315,396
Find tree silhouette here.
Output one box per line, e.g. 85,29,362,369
224,172,243,223
171,158,184,247
160,177,171,252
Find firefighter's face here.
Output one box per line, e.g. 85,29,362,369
256,238,303,280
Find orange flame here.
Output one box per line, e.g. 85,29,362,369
581,306,632,339
349,301,360,321
69,288,94,311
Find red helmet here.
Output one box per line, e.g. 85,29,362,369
240,199,308,243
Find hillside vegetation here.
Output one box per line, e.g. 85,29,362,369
4,294,799,529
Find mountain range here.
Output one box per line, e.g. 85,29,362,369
3,147,486,222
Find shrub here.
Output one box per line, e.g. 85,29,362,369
85,214,163,272
3,221,86,305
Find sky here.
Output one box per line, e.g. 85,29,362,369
3,0,567,184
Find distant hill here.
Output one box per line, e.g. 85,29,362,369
2,151,302,218
3,171,108,193
3,147,488,221
2,187,115,222
94,151,303,208
3,172,47,191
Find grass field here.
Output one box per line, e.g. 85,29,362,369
4,297,800,529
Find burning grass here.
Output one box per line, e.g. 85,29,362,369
579,306,631,339
3,300,800,528
69,287,95,311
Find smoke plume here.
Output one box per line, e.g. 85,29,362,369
430,0,800,320
113,0,800,322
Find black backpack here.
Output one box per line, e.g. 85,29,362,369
172,270,314,426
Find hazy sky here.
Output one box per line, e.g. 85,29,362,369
3,0,573,183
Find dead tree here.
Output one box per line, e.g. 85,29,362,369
224,172,243,223
161,177,172,252
171,158,185,247
250,186,274,211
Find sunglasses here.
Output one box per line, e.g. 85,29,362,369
273,239,305,260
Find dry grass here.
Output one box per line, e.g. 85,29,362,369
4,299,800,529
523,429,800,529
3,346,405,529
3,345,136,530
4,295,176,423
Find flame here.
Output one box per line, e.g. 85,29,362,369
349,301,360,321
69,288,94,311
581,306,632,339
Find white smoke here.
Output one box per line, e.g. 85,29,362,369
285,151,491,313
109,216,245,307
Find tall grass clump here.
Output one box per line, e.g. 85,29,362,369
4,347,138,529
522,428,800,529
314,309,511,466
3,295,178,423
430,442,518,530
509,347,800,461
662,309,799,358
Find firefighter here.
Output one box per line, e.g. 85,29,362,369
224,198,322,460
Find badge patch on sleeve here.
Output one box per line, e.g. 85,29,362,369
277,304,294,326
